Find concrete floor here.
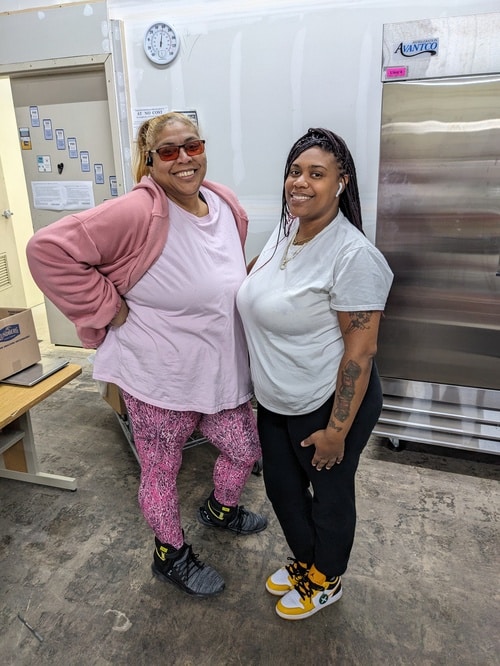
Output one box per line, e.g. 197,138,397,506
0,305,498,666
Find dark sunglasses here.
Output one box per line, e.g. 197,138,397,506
149,139,206,162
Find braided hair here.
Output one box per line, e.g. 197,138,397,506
280,127,363,237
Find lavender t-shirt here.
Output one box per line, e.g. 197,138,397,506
93,186,252,413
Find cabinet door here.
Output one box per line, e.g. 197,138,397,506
12,67,119,347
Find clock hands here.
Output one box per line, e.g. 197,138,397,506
144,22,179,65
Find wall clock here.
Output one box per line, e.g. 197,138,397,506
143,22,180,66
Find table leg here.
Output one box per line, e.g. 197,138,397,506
0,411,77,490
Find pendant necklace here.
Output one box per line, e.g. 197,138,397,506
279,231,315,270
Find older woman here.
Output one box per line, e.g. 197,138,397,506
237,128,393,620
27,112,266,599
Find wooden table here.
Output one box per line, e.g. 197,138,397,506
0,363,82,490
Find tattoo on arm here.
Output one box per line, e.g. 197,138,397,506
328,312,375,431
328,419,342,432
345,311,373,334
332,360,361,425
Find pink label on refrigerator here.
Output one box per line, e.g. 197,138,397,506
385,66,408,79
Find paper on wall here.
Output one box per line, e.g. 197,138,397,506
31,181,95,211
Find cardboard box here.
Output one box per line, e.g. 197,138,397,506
0,307,41,380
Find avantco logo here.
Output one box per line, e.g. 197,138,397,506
395,38,439,58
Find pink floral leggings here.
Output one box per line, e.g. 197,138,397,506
121,391,261,549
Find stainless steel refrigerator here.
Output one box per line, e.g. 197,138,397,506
373,13,500,454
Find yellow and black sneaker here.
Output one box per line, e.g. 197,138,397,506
197,491,267,535
266,558,309,596
276,565,343,620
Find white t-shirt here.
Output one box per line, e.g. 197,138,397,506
94,186,252,413
236,212,393,415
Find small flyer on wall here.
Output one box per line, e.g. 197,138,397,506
31,181,95,211
55,129,66,150
67,137,78,158
109,176,118,197
37,155,52,173
80,151,90,172
43,119,53,141
29,105,40,127
19,127,32,150
132,106,168,138
175,110,198,126
94,164,104,184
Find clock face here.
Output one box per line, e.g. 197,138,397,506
144,22,180,66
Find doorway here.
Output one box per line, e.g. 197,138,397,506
8,59,124,346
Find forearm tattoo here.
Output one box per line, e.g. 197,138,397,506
327,312,373,432
329,360,362,430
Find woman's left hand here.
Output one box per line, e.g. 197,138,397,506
110,297,129,327
301,429,345,470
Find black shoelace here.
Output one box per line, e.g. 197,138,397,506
175,546,204,579
295,576,323,601
285,558,307,581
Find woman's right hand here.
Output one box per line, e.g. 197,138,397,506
110,298,129,327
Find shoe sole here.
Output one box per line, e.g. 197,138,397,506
275,587,343,620
197,509,267,535
151,563,225,598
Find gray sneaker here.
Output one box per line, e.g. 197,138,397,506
197,495,267,535
152,539,225,597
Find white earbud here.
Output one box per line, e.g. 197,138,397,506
335,182,343,197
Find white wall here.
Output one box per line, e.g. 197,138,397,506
1,0,499,255
106,0,500,255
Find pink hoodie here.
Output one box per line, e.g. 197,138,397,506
26,176,248,348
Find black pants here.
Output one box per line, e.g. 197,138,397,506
257,364,382,578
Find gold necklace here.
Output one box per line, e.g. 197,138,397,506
292,233,316,246
292,231,316,245
280,231,313,270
